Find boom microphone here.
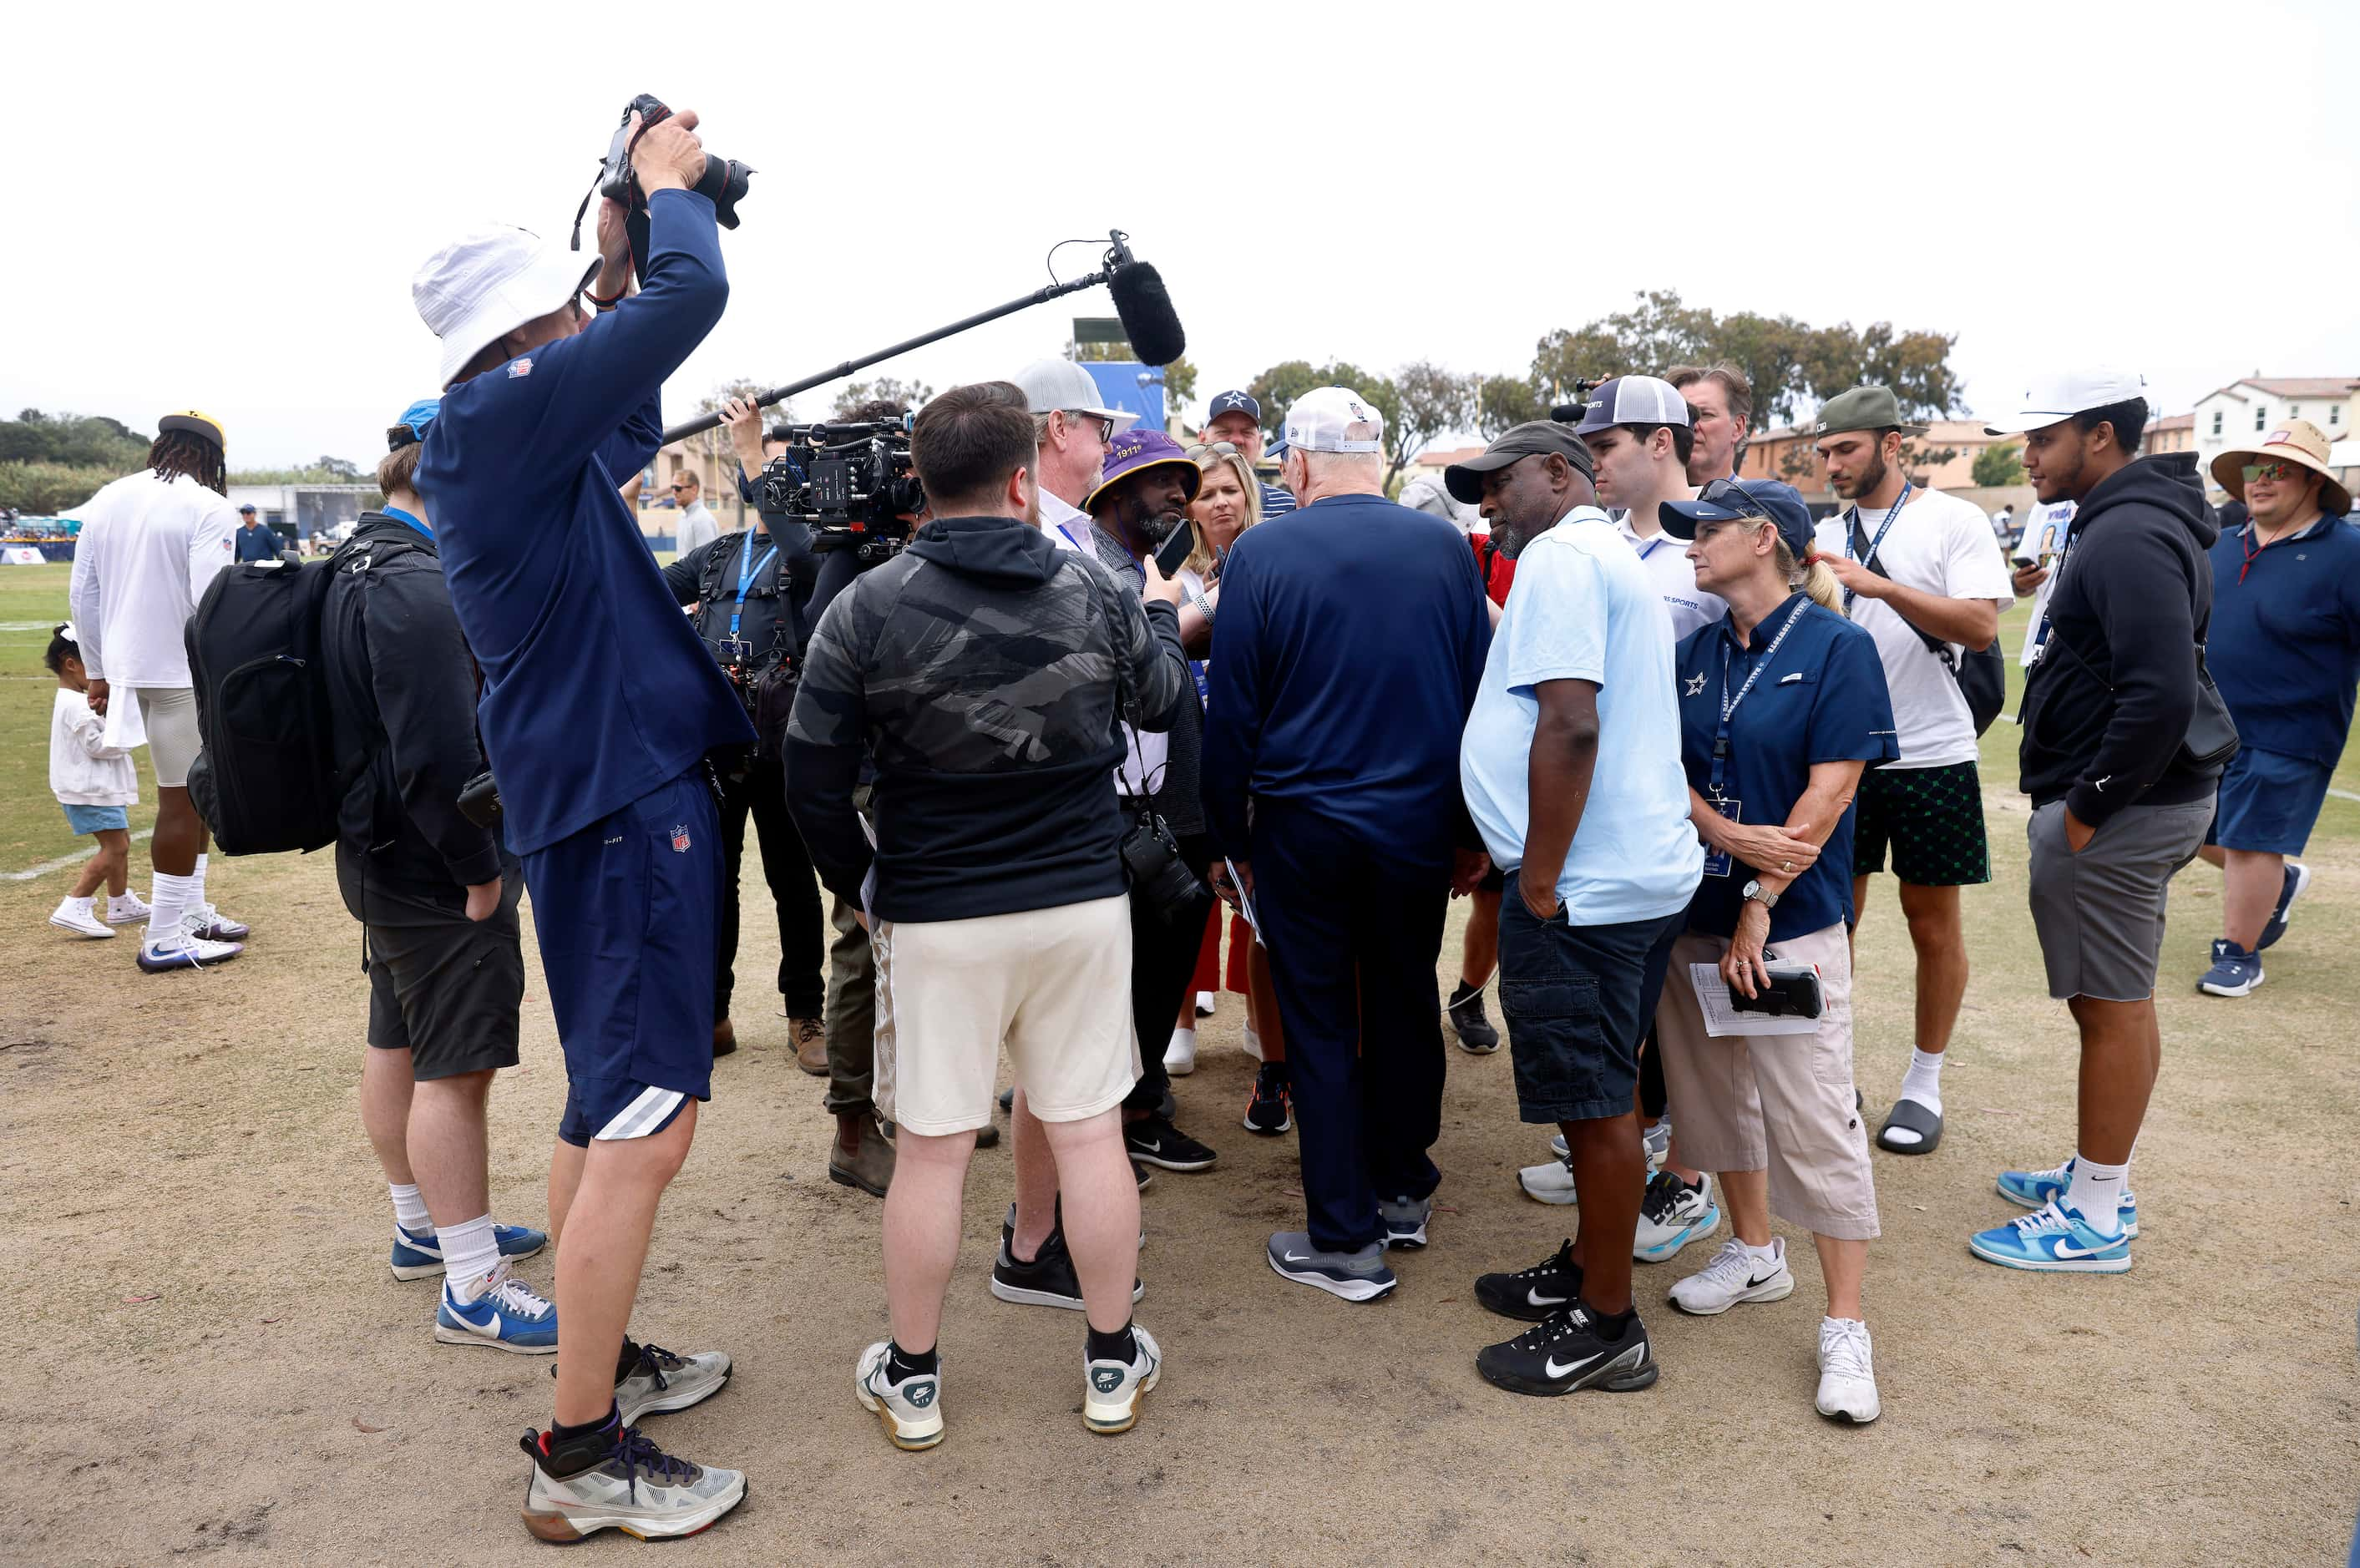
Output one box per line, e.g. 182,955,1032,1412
661,228,1185,445
1107,260,1185,367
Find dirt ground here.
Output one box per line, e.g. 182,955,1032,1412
3,781,2357,1566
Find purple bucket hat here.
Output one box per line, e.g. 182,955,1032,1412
1085,427,1203,513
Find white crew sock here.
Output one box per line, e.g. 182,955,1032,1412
2064,1152,2129,1237
389,1182,432,1235
147,871,195,947
190,853,209,910
1737,1235,1781,1266
1898,1049,1944,1109
437,1213,500,1301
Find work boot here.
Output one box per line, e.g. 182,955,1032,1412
794,1017,829,1075
828,1114,895,1196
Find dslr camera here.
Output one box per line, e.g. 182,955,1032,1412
760,419,925,564
599,94,754,228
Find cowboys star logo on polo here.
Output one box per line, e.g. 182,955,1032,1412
1684,671,1708,697
671,823,692,853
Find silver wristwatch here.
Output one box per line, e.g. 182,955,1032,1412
1740,878,1780,909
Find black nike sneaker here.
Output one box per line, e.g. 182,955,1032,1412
1124,1115,1216,1172
1243,1061,1292,1135
1475,1304,1658,1397
1447,981,1502,1055
989,1204,1143,1312
1474,1237,1583,1322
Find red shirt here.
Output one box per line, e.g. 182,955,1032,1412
1470,531,1517,606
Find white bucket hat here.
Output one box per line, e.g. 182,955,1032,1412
413,225,600,388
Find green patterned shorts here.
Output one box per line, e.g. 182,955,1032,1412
1853,760,1991,887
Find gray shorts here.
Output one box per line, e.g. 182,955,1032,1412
2027,797,2215,1002
134,685,201,788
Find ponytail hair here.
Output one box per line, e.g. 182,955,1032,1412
1773,537,1845,615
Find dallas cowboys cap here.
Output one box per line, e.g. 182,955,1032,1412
1206,389,1260,422
1569,375,1692,437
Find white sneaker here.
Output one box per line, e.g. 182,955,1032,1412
137,931,243,972
854,1341,944,1450
1194,991,1217,1018
1517,1156,1578,1206
1163,1027,1198,1076
104,890,152,924
1668,1236,1795,1316
50,899,116,938
1815,1317,1881,1424
1634,1170,1721,1262
1083,1323,1162,1434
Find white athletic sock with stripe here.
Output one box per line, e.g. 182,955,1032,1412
438,1214,500,1300
147,871,194,947
190,852,209,910
389,1183,431,1234
2064,1152,2128,1237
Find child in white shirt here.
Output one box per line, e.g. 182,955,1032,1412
45,623,148,938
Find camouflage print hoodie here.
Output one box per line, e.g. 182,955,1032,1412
784,512,1189,922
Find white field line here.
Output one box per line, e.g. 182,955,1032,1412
4,828,154,881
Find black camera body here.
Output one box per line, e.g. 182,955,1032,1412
759,420,925,564
600,94,753,229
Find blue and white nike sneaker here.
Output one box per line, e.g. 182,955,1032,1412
391,1222,549,1281
2258,860,2311,951
435,1262,560,1353
1994,1159,2139,1237
1968,1200,2131,1274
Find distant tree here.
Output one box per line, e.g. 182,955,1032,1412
313,455,363,481
1385,361,1478,487
1972,440,2027,488
0,408,152,471
1069,340,1198,409
830,378,934,419
1475,374,1547,437
0,461,115,513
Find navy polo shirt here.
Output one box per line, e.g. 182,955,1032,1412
1675,593,1897,939
2206,513,2360,768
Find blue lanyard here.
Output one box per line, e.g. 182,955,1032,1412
1841,483,1912,609
1709,595,1806,797
728,528,779,642
382,505,433,540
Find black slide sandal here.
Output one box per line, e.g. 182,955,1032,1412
1876,1098,1943,1155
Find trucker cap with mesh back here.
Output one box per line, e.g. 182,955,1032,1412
1282,386,1385,454
1568,376,1691,437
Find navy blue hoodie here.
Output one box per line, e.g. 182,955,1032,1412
416,190,754,856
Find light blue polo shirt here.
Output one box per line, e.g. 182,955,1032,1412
1460,507,1704,924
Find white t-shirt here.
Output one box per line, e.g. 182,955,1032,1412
2017,500,2077,667
676,499,720,557
1615,512,1726,641
66,470,239,689
1812,487,2015,768
1461,507,1703,923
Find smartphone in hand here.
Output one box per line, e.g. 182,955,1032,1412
1152,524,1194,581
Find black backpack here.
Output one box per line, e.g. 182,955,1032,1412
185,538,413,855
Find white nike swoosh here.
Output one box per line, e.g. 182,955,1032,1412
1543,1352,1602,1378
1282,1251,1315,1263
2050,1237,2112,1258
1525,1287,1568,1308
1136,1139,1162,1153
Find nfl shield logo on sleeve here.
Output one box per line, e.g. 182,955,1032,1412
671,824,692,853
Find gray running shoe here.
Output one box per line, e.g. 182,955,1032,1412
1379,1194,1432,1250
854,1340,945,1450
1266,1232,1397,1302
1083,1323,1162,1434
617,1341,732,1423
519,1424,745,1543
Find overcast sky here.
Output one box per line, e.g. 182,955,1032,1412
8,0,2353,467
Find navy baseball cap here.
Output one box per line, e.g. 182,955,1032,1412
1659,478,1815,559
1205,389,1260,422
238,503,256,514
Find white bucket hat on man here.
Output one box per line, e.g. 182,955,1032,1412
414,225,601,388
